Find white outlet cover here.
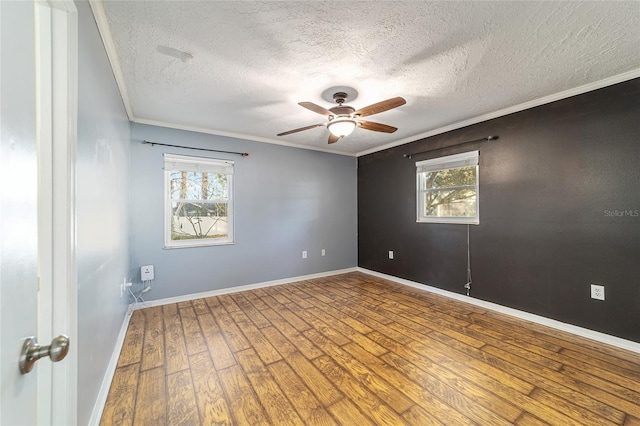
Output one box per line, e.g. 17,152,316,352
389,251,394,259
302,250,307,259
590,284,605,300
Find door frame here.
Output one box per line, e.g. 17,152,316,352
35,1,78,424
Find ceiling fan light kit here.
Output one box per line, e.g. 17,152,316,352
277,90,406,144
328,118,357,138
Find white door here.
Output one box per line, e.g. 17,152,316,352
0,1,77,424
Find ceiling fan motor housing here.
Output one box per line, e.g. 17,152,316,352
329,105,355,119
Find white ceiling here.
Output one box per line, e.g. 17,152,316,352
96,1,640,156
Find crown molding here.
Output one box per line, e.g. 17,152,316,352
88,0,133,120
357,67,640,157
132,118,357,157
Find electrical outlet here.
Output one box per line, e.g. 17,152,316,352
388,250,394,260
120,278,126,297
321,249,326,256
302,250,307,259
591,284,605,301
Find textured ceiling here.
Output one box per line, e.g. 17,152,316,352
98,1,640,155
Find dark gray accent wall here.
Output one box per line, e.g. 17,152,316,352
76,1,131,423
358,78,640,343
129,123,357,300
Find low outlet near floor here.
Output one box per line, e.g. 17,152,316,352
591,284,605,301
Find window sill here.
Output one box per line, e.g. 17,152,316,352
417,219,479,225
164,241,235,249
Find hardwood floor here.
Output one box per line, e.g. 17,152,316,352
100,272,640,425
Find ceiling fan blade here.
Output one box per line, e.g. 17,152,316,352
299,102,334,116
358,120,398,133
328,133,340,144
277,123,324,136
354,97,406,118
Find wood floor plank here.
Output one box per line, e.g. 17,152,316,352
344,341,522,423
228,310,282,364
163,304,189,374
241,290,270,311
408,336,536,394
176,301,193,312
327,398,375,426
217,364,270,424
117,310,145,368
381,351,518,425
401,405,446,426
560,348,640,382
625,415,640,425
306,306,388,356
529,388,618,426
133,367,166,425
235,348,304,425
261,308,324,359
305,329,413,414
192,298,211,315
230,293,272,328
290,303,352,346
268,360,337,426
201,296,219,311
428,328,637,424
286,351,343,407
104,272,640,426
100,363,139,426
166,370,200,426
217,294,241,312
475,339,627,422
209,304,251,352
198,313,236,370
261,324,323,361
190,351,232,426
312,355,410,425
272,285,314,309
179,308,208,355
259,295,311,331
515,412,551,426
140,306,164,371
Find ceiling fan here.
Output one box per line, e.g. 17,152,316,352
277,92,406,144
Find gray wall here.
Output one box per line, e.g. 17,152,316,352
129,123,357,300
358,78,640,343
76,1,131,423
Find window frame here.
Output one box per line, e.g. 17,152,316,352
164,153,234,248
416,150,479,225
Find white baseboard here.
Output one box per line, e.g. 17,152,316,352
357,268,640,354
88,308,133,425
130,267,358,310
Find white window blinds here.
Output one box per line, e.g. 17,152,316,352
416,150,479,173
164,153,234,175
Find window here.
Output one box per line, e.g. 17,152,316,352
164,154,234,248
416,150,479,224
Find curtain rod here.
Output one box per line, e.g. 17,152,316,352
142,140,249,157
403,135,498,159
